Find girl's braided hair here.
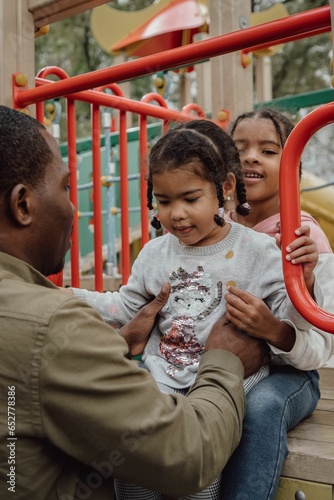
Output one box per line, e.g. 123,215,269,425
230,107,302,178
147,119,250,230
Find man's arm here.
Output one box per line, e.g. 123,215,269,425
40,296,268,498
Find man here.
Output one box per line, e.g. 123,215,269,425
0,105,269,500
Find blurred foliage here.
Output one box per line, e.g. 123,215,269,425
253,0,331,98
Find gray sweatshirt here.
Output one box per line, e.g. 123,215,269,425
73,222,312,390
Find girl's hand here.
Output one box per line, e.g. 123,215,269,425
225,286,296,351
277,225,318,298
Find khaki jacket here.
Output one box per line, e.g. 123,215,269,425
0,252,245,499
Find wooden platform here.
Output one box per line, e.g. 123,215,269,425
275,367,334,499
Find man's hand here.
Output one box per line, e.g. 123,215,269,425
120,283,170,356
205,314,271,379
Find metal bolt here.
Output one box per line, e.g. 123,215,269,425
239,16,248,29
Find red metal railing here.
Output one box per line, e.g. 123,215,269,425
139,93,170,246
18,70,209,287
11,5,334,331
13,6,331,108
280,103,334,333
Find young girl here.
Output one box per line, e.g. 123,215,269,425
71,122,322,499
184,113,334,500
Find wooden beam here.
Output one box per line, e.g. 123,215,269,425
0,0,36,109
29,0,109,28
209,0,253,121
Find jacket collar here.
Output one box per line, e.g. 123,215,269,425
0,252,57,288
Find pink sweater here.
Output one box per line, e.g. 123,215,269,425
225,211,333,254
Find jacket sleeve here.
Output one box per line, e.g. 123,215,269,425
269,253,334,369
39,297,245,498
258,239,311,331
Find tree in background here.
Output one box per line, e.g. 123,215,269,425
270,0,331,98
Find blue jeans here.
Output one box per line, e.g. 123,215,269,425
220,366,320,500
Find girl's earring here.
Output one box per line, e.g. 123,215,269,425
226,196,231,202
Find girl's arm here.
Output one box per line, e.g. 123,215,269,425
224,286,334,368
70,246,153,324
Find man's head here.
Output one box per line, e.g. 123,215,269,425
0,105,52,195
0,105,74,276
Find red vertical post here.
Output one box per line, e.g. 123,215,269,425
139,93,170,246
67,99,80,288
280,103,334,332
119,110,130,284
139,115,149,246
92,105,104,291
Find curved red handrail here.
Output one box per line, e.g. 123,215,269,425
280,103,334,333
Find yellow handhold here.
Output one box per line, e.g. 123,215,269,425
241,53,252,67
15,73,28,87
34,25,50,38
44,118,52,128
217,109,229,123
101,176,113,187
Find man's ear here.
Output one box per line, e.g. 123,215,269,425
9,184,32,226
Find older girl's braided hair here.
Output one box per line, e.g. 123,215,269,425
147,119,250,230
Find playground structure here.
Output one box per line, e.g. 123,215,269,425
7,2,334,334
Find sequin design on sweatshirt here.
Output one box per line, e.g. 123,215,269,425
160,266,222,376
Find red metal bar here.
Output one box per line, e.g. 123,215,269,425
67,98,80,288
24,74,204,288
181,103,206,117
119,110,130,284
36,101,44,123
243,26,330,55
15,6,331,108
34,77,206,122
280,103,334,333
92,105,104,291
96,83,124,97
139,93,170,246
139,115,149,246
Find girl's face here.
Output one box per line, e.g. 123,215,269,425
232,117,282,206
152,162,228,246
